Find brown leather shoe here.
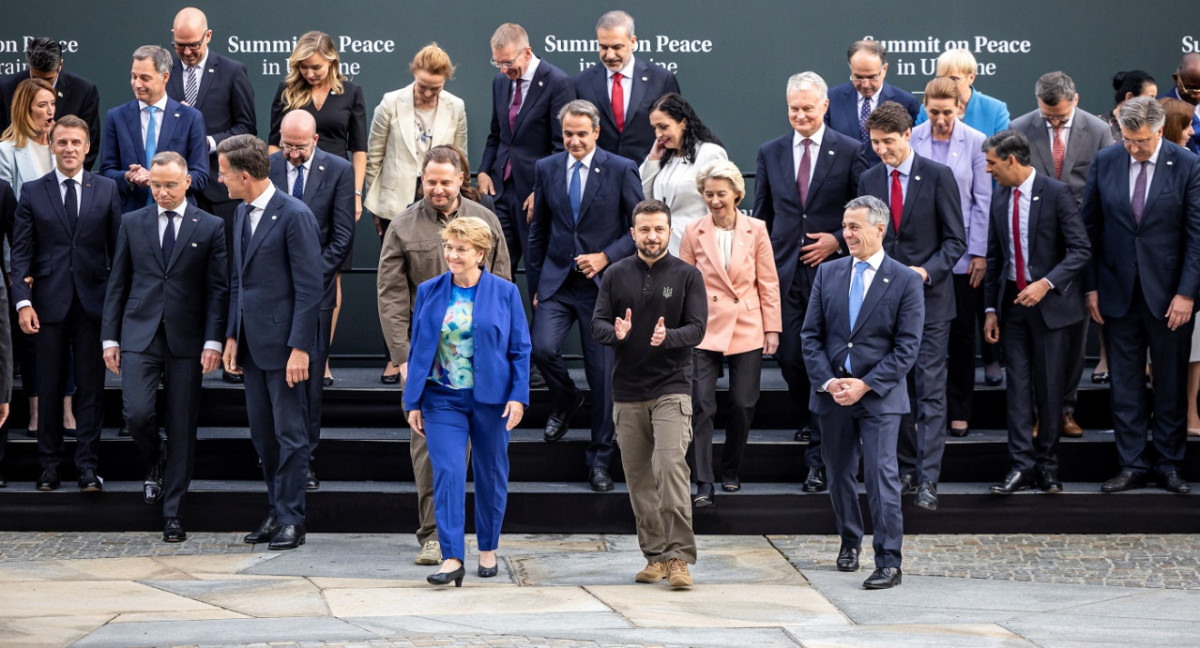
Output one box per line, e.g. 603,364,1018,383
1061,413,1083,438
635,561,667,583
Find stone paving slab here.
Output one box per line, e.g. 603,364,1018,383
784,622,1033,648
584,583,846,629
71,617,380,648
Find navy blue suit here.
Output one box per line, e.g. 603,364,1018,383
102,204,228,519
479,59,575,267
228,187,323,527
527,148,643,469
573,59,681,163
801,253,924,568
826,82,920,165
11,170,121,473
1083,140,1200,476
100,98,209,213
859,152,965,485
269,148,355,460
755,127,867,464
0,70,101,170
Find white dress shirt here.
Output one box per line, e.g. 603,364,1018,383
566,148,596,196
139,95,170,148
287,158,313,197
607,58,635,117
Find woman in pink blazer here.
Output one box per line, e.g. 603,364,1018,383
679,160,782,506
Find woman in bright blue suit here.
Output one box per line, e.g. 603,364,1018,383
404,216,531,587
915,49,1009,137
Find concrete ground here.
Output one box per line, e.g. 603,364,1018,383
0,532,1197,648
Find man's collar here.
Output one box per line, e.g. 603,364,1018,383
608,57,636,80
139,95,169,112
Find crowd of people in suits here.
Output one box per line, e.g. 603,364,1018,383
0,6,1198,591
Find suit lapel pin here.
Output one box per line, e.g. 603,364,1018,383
914,175,921,181
191,242,198,247
1167,160,1174,166
191,217,198,222
173,113,180,118
883,277,890,283
538,81,544,87
827,150,835,156
641,76,648,82
208,68,215,73
318,166,325,171
57,91,64,98
272,214,278,220
1032,196,1040,201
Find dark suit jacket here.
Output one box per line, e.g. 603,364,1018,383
479,59,576,202
0,178,13,400
754,127,868,300
1082,140,1200,319
101,204,228,356
0,70,101,169
227,188,323,370
858,153,967,322
527,148,643,300
403,269,531,409
1009,107,1113,205
573,59,681,163
99,97,210,213
168,52,256,205
0,177,15,281
826,81,920,165
11,170,121,322
985,172,1091,330
801,253,924,416
268,148,355,310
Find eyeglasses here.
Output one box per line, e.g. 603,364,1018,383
172,39,206,52
1175,77,1200,96
1040,113,1071,126
280,142,314,153
490,48,528,69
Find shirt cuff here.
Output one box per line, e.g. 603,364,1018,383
985,307,997,313
15,300,31,311
820,378,836,392
102,340,119,350
207,136,216,153
204,340,224,352
1043,277,1055,290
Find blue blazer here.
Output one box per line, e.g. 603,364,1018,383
915,87,1010,137
403,269,532,410
754,127,867,298
858,152,967,322
168,52,257,205
11,170,122,322
801,253,925,416
1082,140,1200,319
527,148,643,301
479,59,576,202
269,148,355,310
100,97,210,213
226,189,323,369
825,81,920,165
573,59,681,163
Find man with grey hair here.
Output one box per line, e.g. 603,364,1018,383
825,41,920,165
101,45,209,213
1010,70,1113,440
801,194,924,589
573,10,681,163
528,98,643,492
1082,96,1200,495
754,71,867,492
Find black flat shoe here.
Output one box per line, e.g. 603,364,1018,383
948,426,969,438
1091,371,1110,384
428,565,465,587
222,370,244,384
692,482,715,508
323,376,334,387
984,373,1003,386
380,372,401,385
721,477,741,492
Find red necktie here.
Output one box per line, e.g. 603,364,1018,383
611,72,624,133
1012,188,1026,291
1052,126,1065,180
890,169,903,231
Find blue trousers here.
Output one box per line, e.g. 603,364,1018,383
421,381,511,562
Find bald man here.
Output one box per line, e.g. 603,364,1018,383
1160,53,1200,154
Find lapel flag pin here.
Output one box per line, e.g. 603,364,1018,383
914,175,921,181
318,166,325,171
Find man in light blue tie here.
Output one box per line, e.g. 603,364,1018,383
527,99,643,491
801,195,924,589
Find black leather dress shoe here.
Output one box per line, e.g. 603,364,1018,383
380,372,401,385
544,392,585,442
948,426,969,438
990,470,1035,495
863,567,902,589
305,469,320,491
427,565,465,587
144,461,164,504
244,514,279,544
1101,469,1148,493
222,369,244,384
693,482,714,508
268,524,306,550
803,467,827,492
78,468,102,492
1159,470,1190,494
836,545,860,572
915,481,938,510
900,472,918,495
36,466,60,491
529,365,547,390
1040,468,1063,493
163,518,187,543
721,477,741,492
589,467,614,492
794,425,812,443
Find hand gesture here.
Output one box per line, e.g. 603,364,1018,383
614,308,632,340
650,316,666,346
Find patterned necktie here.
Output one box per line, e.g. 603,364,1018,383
797,138,812,207
1011,189,1026,291
846,260,868,372
889,169,903,231
569,160,583,221
1052,126,1065,180
858,98,871,143
1131,161,1148,225
162,211,177,267
611,72,625,132
184,66,199,107
63,178,78,231
144,106,159,205
293,165,305,200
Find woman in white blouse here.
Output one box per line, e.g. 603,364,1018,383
639,93,727,255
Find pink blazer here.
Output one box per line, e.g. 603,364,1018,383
679,212,782,354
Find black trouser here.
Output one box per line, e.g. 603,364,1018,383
947,273,980,422
690,348,763,484
35,296,103,472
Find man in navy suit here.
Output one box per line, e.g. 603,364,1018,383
218,134,322,550
801,195,924,590
1083,97,1200,495
167,8,256,232
478,23,575,269
981,131,1091,495
101,45,209,214
11,116,121,492
0,37,101,170
858,102,966,510
573,11,681,163
269,110,355,491
825,41,920,166
101,151,228,542
755,71,868,492
1160,53,1200,154
528,99,643,491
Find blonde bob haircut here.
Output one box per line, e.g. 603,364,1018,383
694,159,746,204
441,216,493,260
936,48,978,78
282,31,347,111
